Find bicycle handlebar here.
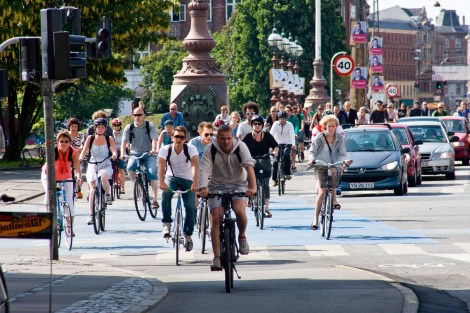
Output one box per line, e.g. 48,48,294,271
205,191,248,199
167,188,191,194
86,155,111,165
306,159,352,171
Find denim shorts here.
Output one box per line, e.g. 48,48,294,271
127,153,158,180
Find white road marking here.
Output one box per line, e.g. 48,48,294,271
378,244,426,255
305,244,349,256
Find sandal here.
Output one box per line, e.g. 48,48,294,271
311,224,319,230
333,204,341,210
264,210,272,218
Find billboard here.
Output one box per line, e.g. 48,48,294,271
432,66,470,81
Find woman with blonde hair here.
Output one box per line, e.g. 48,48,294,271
229,111,241,136
355,106,370,125
214,105,230,125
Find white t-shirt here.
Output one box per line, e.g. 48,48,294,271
158,144,198,181
236,121,253,139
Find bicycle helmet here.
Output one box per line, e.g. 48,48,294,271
214,119,225,127
112,118,122,126
279,111,288,119
250,115,264,126
94,117,108,127
164,120,174,126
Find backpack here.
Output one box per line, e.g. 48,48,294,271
89,135,112,157
129,120,151,144
210,144,241,163
166,143,191,177
55,146,74,162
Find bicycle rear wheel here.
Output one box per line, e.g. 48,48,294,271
259,185,265,230
92,188,100,234
147,179,157,218
325,190,334,240
200,200,209,254
134,179,147,221
62,203,73,250
223,227,232,293
277,161,282,196
174,210,182,266
100,189,106,232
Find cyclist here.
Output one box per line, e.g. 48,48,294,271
307,115,351,230
236,101,259,139
120,107,160,209
41,131,82,232
157,120,174,153
199,124,256,271
284,106,299,172
189,122,215,161
269,111,295,186
112,118,126,194
292,104,305,166
242,115,278,218
158,126,199,251
80,118,118,224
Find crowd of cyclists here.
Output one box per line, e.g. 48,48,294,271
44,99,358,271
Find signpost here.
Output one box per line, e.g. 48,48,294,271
331,52,354,107
386,84,399,98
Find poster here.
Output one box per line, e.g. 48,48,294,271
370,37,383,55
351,21,367,44
371,75,385,93
351,67,368,89
370,55,383,73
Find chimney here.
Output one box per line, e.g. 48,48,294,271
463,16,466,25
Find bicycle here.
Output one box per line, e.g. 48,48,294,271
130,153,157,221
56,179,74,250
0,264,9,313
308,160,349,240
87,157,110,235
111,159,121,201
276,144,290,196
252,154,270,230
207,191,246,293
165,188,190,266
196,197,210,254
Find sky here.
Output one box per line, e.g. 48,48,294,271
377,0,470,25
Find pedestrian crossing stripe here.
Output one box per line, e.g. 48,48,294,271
306,245,349,256
378,244,426,255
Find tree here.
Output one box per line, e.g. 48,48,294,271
139,40,187,113
212,0,346,114
0,0,173,161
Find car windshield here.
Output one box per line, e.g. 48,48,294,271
345,131,396,152
442,120,464,133
391,128,409,145
407,125,446,143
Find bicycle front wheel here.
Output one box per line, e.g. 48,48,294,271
100,189,106,232
134,179,147,221
57,214,62,248
147,180,157,218
175,210,182,266
62,203,73,250
325,190,334,240
224,227,232,293
320,194,327,237
259,185,265,230
200,201,209,254
92,188,100,235
277,162,282,196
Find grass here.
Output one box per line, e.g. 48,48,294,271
120,113,163,128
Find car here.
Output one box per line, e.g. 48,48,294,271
397,116,450,134
358,123,423,186
397,120,458,179
439,116,470,165
342,127,410,195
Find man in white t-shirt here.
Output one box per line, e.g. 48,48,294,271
158,126,199,251
237,101,259,139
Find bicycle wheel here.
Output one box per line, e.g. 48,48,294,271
254,187,260,227
298,148,304,163
100,189,106,232
320,194,327,237
281,176,285,195
175,210,182,266
62,203,73,250
223,227,232,293
325,190,334,240
200,200,209,254
277,161,282,196
134,179,147,221
92,188,100,234
57,214,62,248
147,178,157,218
259,185,265,230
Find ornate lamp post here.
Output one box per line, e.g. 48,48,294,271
268,28,282,105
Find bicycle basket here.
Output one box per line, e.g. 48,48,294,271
315,167,341,188
254,158,271,178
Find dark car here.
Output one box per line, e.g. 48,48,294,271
342,128,410,195
358,123,423,186
439,116,470,165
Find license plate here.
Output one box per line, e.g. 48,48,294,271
421,161,429,167
350,182,374,189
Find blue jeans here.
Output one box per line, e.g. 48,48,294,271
127,153,157,180
272,144,292,179
161,176,195,236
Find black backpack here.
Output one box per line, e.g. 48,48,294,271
129,121,151,144
166,143,191,177
210,144,241,163
88,135,112,157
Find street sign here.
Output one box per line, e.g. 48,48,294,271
386,84,399,97
333,55,354,76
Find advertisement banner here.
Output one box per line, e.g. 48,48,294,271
432,66,470,81
371,75,385,93
370,37,383,55
370,55,383,73
350,21,367,44
270,68,285,88
0,212,53,239
351,67,368,89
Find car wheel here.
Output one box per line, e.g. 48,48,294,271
462,158,469,166
445,170,456,179
394,176,405,196
408,165,417,187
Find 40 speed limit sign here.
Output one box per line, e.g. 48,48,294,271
333,55,354,76
386,85,399,97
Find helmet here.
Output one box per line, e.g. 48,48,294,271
250,115,264,126
94,117,108,127
214,119,225,127
164,120,174,126
112,118,122,126
279,111,288,119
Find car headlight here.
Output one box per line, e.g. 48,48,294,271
379,161,398,170
432,151,453,159
452,142,465,147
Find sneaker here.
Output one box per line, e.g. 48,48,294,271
238,235,249,255
184,235,193,252
210,257,222,271
106,194,112,205
162,222,171,237
272,180,278,187
152,200,160,209
286,175,292,180
87,216,93,225
76,191,83,199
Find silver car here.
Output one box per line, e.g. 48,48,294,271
397,120,458,179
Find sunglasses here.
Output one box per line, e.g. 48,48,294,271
59,140,70,143
387,107,393,108
271,110,278,113
438,107,444,109
318,108,324,110
113,124,122,127
173,135,185,140
133,114,143,117
252,122,262,126
246,112,256,115
203,133,213,137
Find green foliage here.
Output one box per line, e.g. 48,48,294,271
139,40,187,113
213,0,347,114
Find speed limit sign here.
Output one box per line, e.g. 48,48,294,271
333,55,354,76
386,85,399,97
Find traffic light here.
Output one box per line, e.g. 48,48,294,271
436,81,443,90
40,8,64,79
414,81,420,88
53,32,87,79
96,17,112,58
0,69,8,98
19,38,41,82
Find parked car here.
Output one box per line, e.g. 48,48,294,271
439,116,470,165
358,123,423,186
342,127,410,195
397,120,458,179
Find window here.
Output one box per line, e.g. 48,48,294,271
207,0,212,22
456,38,462,50
132,45,151,70
171,4,186,22
227,0,242,21
444,38,449,49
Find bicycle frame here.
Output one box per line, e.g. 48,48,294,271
253,155,270,229
131,153,155,221
169,189,190,266
87,157,110,235
56,179,74,249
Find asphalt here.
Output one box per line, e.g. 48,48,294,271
0,165,419,313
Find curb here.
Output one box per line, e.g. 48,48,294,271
337,265,419,313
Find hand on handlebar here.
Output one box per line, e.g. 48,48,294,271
245,188,255,198
199,187,208,198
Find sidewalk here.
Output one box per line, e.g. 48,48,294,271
1,167,419,313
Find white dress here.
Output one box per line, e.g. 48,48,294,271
86,144,113,183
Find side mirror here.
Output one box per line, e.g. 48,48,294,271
447,131,455,136
414,139,423,145
400,147,410,154
449,135,459,142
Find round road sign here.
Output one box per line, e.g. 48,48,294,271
333,55,354,77
386,85,399,97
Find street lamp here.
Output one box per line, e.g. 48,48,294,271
268,28,282,105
